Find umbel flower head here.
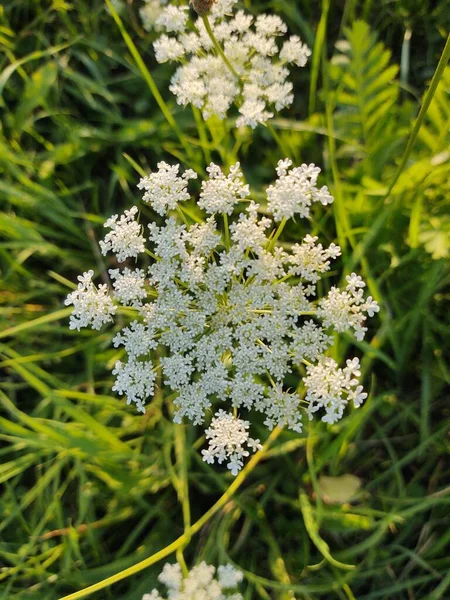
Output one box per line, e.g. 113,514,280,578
149,0,311,127
66,160,379,474
142,561,244,599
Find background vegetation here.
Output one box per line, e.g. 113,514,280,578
0,0,449,598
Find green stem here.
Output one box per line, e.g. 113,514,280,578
192,106,212,164
59,427,282,600
266,122,292,160
386,33,450,198
104,0,194,161
223,213,231,250
267,217,287,252
348,33,450,271
202,15,241,81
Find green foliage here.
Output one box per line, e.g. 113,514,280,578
0,1,449,599
329,20,402,177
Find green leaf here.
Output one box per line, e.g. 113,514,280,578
318,474,362,504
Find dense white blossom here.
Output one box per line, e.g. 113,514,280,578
137,162,197,215
109,267,147,307
199,162,249,215
147,1,310,127
99,206,145,262
267,159,334,221
304,357,368,424
143,561,243,600
140,0,169,32
65,270,116,331
202,410,262,475
66,161,379,473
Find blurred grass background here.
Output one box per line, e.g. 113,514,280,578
0,0,449,598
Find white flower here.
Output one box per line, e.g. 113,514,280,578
112,359,156,414
145,561,244,599
65,270,116,331
217,564,244,589
109,267,146,307
317,274,379,341
140,0,168,32
290,320,333,363
150,2,310,127
229,201,271,254
158,562,182,591
68,161,379,471
236,98,274,129
113,321,158,358
280,35,312,66
267,159,333,221
155,5,189,33
289,235,341,283
304,357,366,424
137,162,197,216
199,162,250,215
153,34,185,63
202,410,262,475
257,386,303,433
99,206,145,262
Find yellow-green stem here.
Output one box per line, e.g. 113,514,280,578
266,122,292,161
105,0,195,161
59,427,282,600
223,213,231,250
202,15,241,81
267,217,287,252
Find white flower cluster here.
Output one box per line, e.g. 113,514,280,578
143,561,243,600
65,270,116,331
150,0,311,127
66,160,379,473
140,0,169,32
202,410,262,475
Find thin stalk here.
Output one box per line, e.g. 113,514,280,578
386,33,450,198
59,427,282,600
266,122,293,161
104,0,195,161
192,106,212,164
223,213,231,250
174,425,191,577
202,15,241,81
348,33,450,271
267,217,287,252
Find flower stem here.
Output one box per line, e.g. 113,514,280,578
58,427,281,600
105,0,195,162
223,213,231,250
266,122,293,161
267,217,287,252
202,15,241,81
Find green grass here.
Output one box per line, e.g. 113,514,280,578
1,1,449,599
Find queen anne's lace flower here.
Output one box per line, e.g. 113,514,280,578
143,561,244,600
202,410,262,475
65,271,116,331
140,0,169,32
199,162,249,215
304,357,368,424
148,0,310,127
267,159,334,221
66,160,379,474
137,162,197,216
99,206,145,262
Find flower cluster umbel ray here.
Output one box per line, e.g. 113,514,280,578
145,0,311,128
65,160,379,474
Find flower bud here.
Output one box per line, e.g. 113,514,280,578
190,0,217,17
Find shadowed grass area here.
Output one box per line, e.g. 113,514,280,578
0,1,449,598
